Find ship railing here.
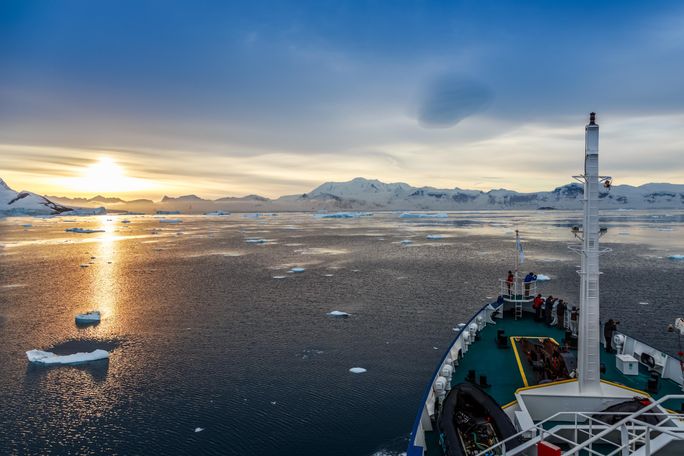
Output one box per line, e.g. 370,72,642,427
475,394,684,456
499,278,537,302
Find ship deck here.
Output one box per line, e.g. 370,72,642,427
422,311,683,456
454,312,682,409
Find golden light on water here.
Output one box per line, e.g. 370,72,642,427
59,156,155,194
93,216,117,328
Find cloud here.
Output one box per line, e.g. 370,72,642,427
417,75,492,128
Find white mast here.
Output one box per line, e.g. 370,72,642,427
576,112,604,394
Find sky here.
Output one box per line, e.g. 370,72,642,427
1,0,683,199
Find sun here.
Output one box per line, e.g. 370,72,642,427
61,156,154,194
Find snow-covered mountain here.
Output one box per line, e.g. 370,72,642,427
0,179,71,215
281,178,684,211
9,177,684,215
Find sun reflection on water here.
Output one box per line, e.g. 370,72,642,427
93,216,117,329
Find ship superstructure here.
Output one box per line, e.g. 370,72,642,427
407,113,684,456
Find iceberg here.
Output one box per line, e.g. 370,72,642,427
314,212,373,219
349,367,367,374
65,227,105,233
327,310,350,317
159,218,182,224
272,275,287,279
61,207,106,216
400,212,448,219
194,427,204,433
289,267,305,273
75,311,101,324
668,255,684,260
26,349,109,365
400,239,413,245
245,239,267,244
426,234,444,240
536,274,551,281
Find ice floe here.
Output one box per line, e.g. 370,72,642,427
668,255,684,260
536,274,551,281
400,239,413,245
194,427,204,433
26,349,109,365
399,212,448,218
289,267,305,273
327,310,350,317
314,212,372,219
75,311,101,324
272,275,287,279
245,238,267,244
426,234,444,240
349,367,367,374
159,218,182,224
65,227,105,233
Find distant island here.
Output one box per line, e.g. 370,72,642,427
2,177,683,215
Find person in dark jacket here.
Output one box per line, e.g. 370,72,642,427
604,319,619,353
555,299,566,328
523,272,537,297
506,270,514,296
544,295,557,325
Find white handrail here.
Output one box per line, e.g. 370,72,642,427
475,394,684,456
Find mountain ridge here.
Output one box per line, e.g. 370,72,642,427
5,177,684,215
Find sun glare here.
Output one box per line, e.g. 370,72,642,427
60,156,154,194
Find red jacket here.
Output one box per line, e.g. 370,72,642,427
533,296,544,309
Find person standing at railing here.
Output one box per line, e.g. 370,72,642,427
570,306,579,336
533,294,544,321
604,319,619,353
506,270,514,296
544,295,557,325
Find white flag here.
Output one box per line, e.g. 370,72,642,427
516,237,525,264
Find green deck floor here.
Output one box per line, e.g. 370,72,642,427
451,313,683,411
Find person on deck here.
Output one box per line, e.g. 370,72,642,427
570,307,579,336
533,294,544,321
544,295,557,325
523,272,537,297
604,319,619,353
506,270,514,296
553,299,565,327
550,299,561,326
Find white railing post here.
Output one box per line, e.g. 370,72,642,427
620,424,629,456
645,428,651,456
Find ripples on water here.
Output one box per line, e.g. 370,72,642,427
0,211,682,455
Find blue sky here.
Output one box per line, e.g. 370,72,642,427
1,1,683,198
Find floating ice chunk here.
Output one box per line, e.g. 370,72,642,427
270,401,277,405
26,349,109,365
536,274,551,281
21,224,32,228
65,227,105,233
399,212,448,219
79,264,89,268
159,218,182,224
289,267,305,273
245,239,267,244
668,255,684,260
194,427,204,433
205,211,229,216
327,310,350,317
314,212,372,219
121,220,131,223
400,239,413,245
272,275,287,279
75,311,101,324
638,302,649,305
323,273,334,277
426,234,444,240
656,228,673,231
349,367,367,374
